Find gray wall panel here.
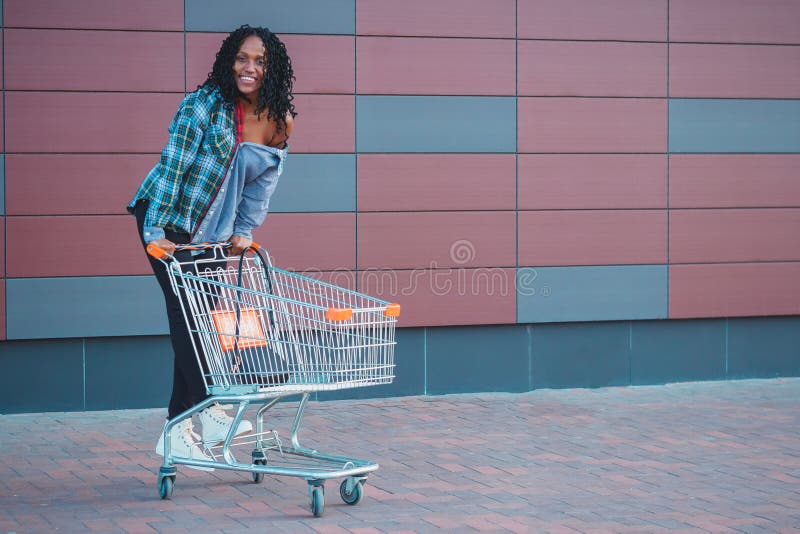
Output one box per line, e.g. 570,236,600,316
517,265,668,323
185,0,355,34
727,316,800,378
0,339,83,413
531,322,630,389
669,99,800,153
85,336,173,410
271,154,355,212
357,96,517,153
630,319,726,384
0,157,5,215
426,324,529,394
7,276,167,340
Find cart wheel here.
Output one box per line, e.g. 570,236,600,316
339,478,364,505
310,485,325,517
252,459,266,484
158,476,174,500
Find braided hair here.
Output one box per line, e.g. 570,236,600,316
202,25,296,132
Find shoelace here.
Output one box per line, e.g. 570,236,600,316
178,421,202,445
205,404,234,424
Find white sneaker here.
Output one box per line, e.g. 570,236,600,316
155,419,214,472
199,403,253,445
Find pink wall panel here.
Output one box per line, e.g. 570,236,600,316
308,271,357,292
518,98,667,153
0,97,4,152
0,218,5,277
6,92,183,153
357,154,516,211
518,41,667,97
670,209,800,264
253,213,355,271
357,37,515,95
358,212,516,270
670,155,800,209
670,263,800,318
5,29,184,92
357,0,516,38
185,33,223,90
518,0,667,41
186,33,355,94
6,216,149,277
260,269,356,291
670,44,800,98
6,155,156,216
280,35,354,94
358,268,517,327
670,0,800,44
0,281,5,340
518,210,667,266
288,95,355,153
4,0,184,31
519,155,667,209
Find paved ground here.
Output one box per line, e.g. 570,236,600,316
1,379,800,533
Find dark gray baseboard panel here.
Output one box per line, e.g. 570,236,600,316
1,316,798,414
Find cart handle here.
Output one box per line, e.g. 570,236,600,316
146,241,262,260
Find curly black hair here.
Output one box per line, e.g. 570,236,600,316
202,25,296,132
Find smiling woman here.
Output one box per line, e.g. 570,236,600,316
125,25,297,465
205,26,296,149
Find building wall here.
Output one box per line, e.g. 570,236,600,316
0,1,798,412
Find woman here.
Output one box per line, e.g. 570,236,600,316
128,25,296,465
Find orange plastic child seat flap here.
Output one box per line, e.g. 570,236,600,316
210,308,268,351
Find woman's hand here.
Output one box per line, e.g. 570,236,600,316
229,235,252,256
149,238,177,256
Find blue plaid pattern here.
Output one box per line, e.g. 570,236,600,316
129,85,237,242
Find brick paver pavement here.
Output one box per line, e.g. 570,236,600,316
1,378,800,533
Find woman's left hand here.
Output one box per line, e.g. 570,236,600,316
229,235,252,256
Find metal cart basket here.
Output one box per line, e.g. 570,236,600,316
147,242,399,516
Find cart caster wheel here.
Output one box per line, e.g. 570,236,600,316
252,459,266,484
158,476,174,500
309,485,325,517
339,478,364,505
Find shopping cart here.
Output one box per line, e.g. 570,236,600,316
146,242,399,516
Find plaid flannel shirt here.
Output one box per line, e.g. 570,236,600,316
128,85,238,242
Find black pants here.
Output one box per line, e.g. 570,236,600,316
134,200,216,419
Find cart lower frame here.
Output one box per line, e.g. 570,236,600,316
158,390,377,515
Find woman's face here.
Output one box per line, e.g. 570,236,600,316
233,35,267,98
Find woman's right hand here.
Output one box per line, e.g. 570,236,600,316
149,238,177,256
